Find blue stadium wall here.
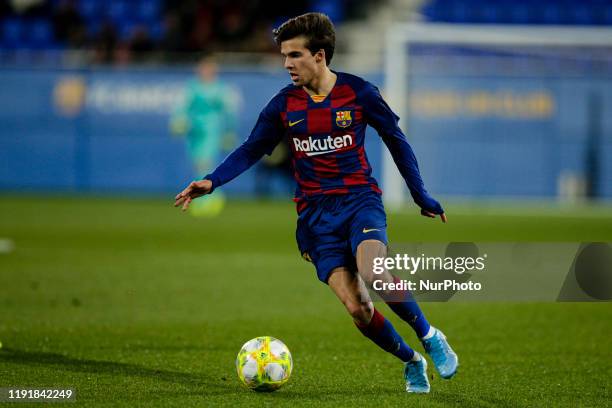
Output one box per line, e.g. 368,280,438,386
0,66,610,199
407,75,612,199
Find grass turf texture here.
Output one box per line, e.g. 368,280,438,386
0,196,610,407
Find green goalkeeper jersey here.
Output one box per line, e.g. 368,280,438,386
171,79,237,163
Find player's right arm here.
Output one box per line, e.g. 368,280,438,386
174,94,285,211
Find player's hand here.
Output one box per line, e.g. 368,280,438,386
174,179,213,211
169,117,189,136
421,208,447,223
418,195,447,223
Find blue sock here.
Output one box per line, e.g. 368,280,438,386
355,308,415,362
386,276,431,338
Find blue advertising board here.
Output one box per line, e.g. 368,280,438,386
0,66,610,199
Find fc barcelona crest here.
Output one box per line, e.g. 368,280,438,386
335,110,352,128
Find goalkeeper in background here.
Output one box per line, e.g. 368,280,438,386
170,54,239,216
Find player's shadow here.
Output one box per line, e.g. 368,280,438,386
0,347,230,392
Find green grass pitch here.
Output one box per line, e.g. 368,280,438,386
0,195,610,407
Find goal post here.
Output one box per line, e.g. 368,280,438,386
383,23,612,208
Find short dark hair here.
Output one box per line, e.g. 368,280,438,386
273,12,336,65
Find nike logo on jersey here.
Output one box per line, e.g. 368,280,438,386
293,134,353,156
288,119,304,127
362,228,381,233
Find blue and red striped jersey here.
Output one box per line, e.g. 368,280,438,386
205,72,442,214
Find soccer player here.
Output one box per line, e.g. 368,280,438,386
174,13,458,393
170,54,238,216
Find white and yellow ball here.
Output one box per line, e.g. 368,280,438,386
236,336,292,392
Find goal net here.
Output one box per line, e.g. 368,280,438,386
382,23,612,207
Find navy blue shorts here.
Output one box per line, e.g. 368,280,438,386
296,191,388,283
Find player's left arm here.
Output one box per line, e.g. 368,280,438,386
361,83,446,222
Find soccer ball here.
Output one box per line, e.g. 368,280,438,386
236,336,293,392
